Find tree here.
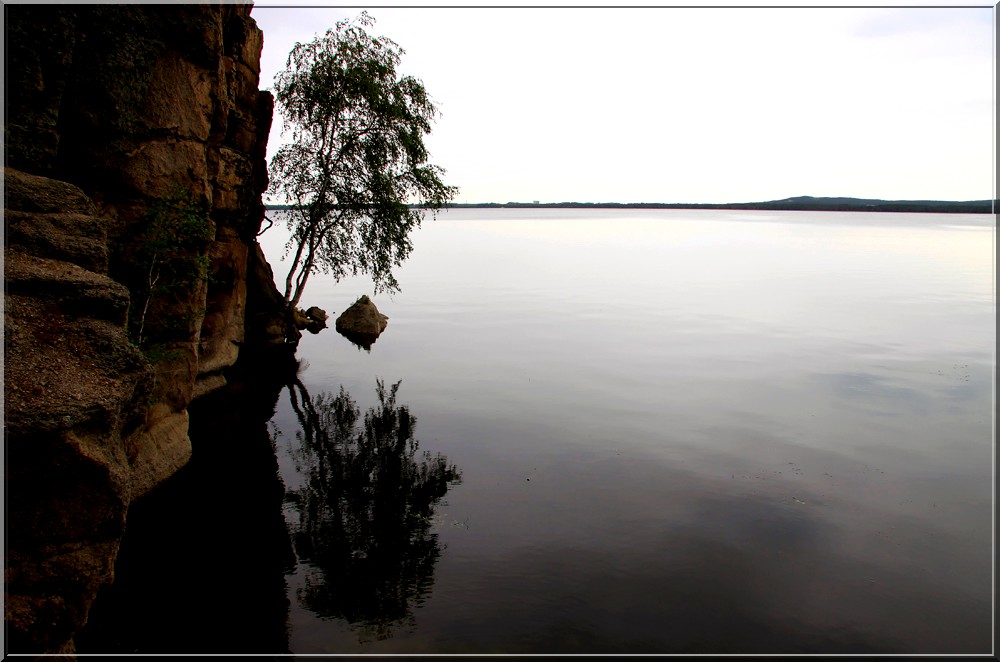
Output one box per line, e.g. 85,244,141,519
268,12,457,308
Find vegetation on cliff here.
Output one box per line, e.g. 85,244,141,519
126,189,213,350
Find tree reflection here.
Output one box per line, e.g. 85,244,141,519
285,378,462,642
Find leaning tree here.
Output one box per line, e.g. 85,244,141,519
268,12,457,308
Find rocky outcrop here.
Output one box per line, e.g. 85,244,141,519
293,305,329,334
75,362,298,655
3,4,290,655
335,295,389,350
4,170,153,656
6,4,277,407
242,242,302,359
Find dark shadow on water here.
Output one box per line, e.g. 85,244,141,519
76,360,298,654
283,377,462,643
76,347,461,653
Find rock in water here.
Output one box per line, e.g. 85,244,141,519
305,306,328,324
335,295,388,350
292,305,328,334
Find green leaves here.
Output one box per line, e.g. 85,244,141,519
127,188,212,349
268,12,457,306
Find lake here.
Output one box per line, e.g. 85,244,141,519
79,208,995,654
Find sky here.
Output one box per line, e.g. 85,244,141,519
250,1,995,205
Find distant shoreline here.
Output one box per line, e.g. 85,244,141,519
267,196,996,214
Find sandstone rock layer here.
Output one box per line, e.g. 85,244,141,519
4,170,152,656
4,4,290,654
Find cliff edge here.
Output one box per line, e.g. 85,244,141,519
4,4,293,654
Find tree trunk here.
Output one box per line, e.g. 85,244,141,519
283,227,308,304
289,224,320,309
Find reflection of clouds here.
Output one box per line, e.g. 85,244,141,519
826,371,924,403
437,482,987,653
816,362,992,414
431,499,901,653
427,425,990,654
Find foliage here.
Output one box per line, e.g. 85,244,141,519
284,378,462,641
127,189,213,350
268,11,458,307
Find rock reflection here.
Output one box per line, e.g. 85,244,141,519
284,378,462,642
336,327,380,352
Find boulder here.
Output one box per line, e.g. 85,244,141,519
305,306,328,323
335,295,388,350
292,305,328,334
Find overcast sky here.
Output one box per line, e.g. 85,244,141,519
250,1,994,205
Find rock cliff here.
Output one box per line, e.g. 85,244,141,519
4,4,292,654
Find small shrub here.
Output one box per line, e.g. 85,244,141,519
128,188,213,349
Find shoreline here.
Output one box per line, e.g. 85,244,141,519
267,199,996,214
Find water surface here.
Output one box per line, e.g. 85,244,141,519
265,208,994,654
85,208,995,654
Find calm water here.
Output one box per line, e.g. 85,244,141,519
84,209,996,654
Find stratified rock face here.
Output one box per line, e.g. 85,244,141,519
3,3,284,654
5,4,275,411
335,295,389,350
4,169,154,655
243,242,302,355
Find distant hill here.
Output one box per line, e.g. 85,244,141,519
267,197,996,214
741,196,995,214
